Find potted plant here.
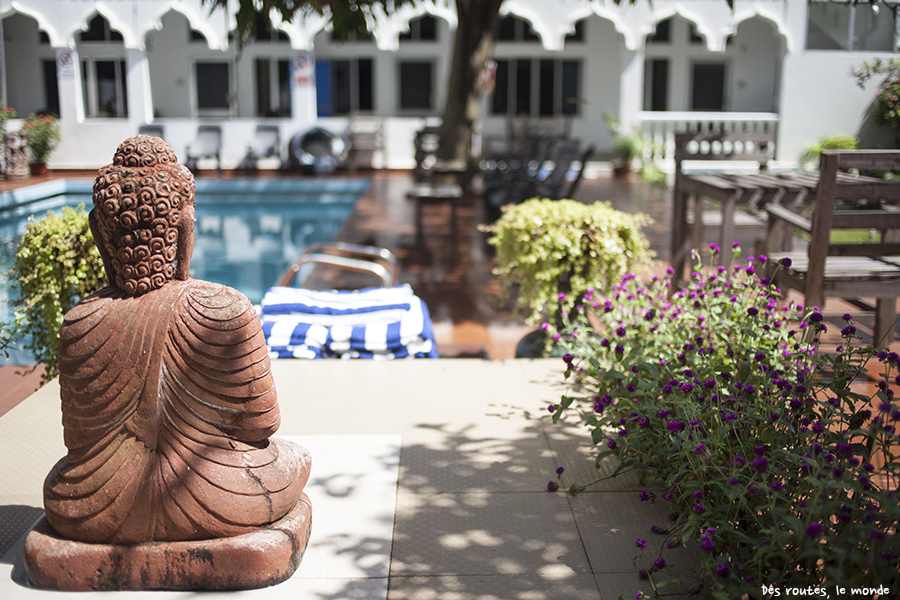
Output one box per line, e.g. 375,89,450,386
22,113,61,175
604,111,644,178
480,197,654,356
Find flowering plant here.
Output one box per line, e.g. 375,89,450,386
851,58,900,131
22,113,61,164
0,102,16,133
547,246,898,599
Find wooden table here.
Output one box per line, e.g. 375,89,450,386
670,169,882,284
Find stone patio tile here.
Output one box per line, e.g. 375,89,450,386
568,490,699,586
391,491,589,577
388,574,601,600
398,422,557,493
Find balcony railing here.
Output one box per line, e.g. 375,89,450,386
637,111,780,167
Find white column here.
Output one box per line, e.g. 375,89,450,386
126,48,154,124
55,47,84,123
618,45,645,132
290,50,317,129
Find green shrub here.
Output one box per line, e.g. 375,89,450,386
799,135,859,170
480,198,653,325
1,205,106,382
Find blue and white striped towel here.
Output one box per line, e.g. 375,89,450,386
259,284,439,359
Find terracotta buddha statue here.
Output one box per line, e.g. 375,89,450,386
42,135,310,544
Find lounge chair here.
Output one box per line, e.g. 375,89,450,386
185,125,222,174
259,243,438,359
138,124,164,140
239,125,281,170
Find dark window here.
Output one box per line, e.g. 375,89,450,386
565,19,585,43
254,12,289,42
648,18,670,43
399,62,433,110
691,62,726,111
256,59,271,116
497,16,540,43
399,15,437,42
491,60,509,114
330,59,373,115
539,59,555,117
358,59,373,111
493,59,580,118
80,15,123,42
646,59,669,111
196,62,230,110
42,59,60,115
806,1,895,51
689,24,704,44
278,59,291,115
515,59,531,115
561,61,580,115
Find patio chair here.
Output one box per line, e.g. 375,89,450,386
239,124,281,170
259,243,438,359
137,124,164,140
185,125,222,175
532,143,594,200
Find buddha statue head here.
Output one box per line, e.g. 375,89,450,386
90,135,196,296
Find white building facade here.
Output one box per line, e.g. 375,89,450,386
0,0,897,170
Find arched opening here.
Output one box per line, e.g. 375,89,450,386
77,13,128,118
642,14,783,113
1,12,58,116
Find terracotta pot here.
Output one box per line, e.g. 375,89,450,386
29,162,48,176
611,162,632,179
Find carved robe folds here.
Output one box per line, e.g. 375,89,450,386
44,279,309,544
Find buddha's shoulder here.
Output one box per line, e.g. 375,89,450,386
179,279,257,325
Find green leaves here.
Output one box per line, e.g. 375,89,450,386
1,205,106,382
481,199,653,325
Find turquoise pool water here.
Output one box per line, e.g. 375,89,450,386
1,178,368,362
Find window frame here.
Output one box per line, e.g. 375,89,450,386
194,61,235,117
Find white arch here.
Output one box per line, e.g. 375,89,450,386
7,1,61,47
729,8,793,53
78,3,137,48
370,1,457,52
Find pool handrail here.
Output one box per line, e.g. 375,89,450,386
277,242,397,288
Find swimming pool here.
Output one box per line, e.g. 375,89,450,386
1,178,368,361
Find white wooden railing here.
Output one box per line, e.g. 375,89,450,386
637,111,780,167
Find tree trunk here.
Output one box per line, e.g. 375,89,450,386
436,0,503,170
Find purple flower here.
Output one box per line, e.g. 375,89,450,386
709,242,721,253
693,503,706,514
752,457,769,473
547,480,559,492
616,327,627,337
626,383,637,393
638,491,654,501
747,307,758,316
607,439,617,450
841,325,857,336
842,313,853,322
781,257,792,268
806,522,824,538
693,489,703,499
653,557,666,569
733,456,746,468
548,404,555,413
701,537,717,553
754,445,766,456
714,562,730,579
694,444,707,455
635,538,647,550
618,429,629,437
614,344,624,355
556,466,565,475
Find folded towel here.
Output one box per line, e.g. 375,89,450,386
259,284,438,359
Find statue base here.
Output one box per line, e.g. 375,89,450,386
23,493,312,591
